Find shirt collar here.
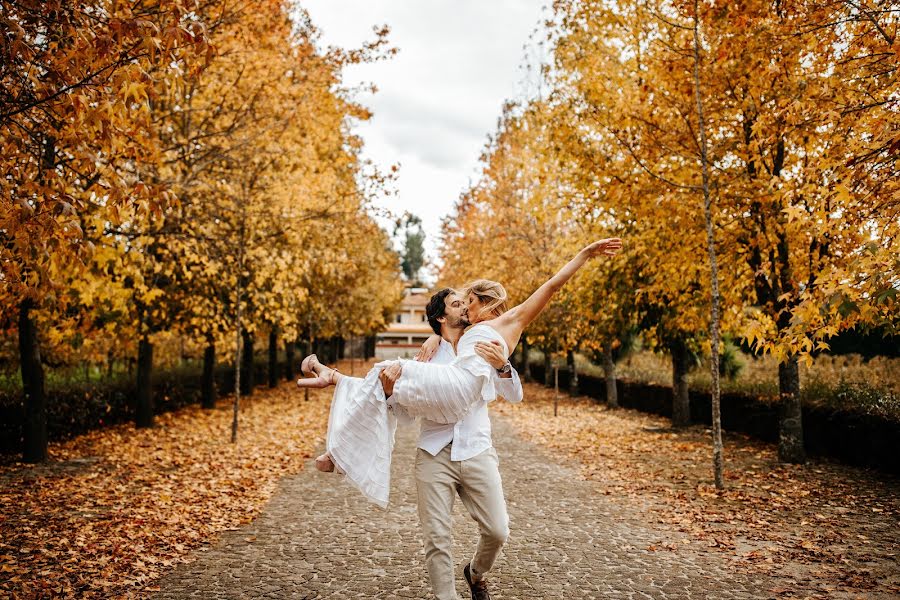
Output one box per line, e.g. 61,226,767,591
439,338,455,356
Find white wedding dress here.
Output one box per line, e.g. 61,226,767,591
324,324,508,507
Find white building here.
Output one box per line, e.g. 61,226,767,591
375,288,434,359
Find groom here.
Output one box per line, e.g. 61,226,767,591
380,288,523,600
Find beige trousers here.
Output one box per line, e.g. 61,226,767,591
415,445,510,600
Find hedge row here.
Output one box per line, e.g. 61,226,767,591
5,353,897,474
527,364,900,475
0,359,288,455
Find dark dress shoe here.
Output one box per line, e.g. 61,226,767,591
463,562,491,600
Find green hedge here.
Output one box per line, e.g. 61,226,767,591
527,363,900,474
0,359,285,455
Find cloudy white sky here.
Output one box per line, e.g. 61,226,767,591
299,0,548,273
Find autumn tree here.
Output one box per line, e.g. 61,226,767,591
1,0,209,460
157,2,394,440
544,0,898,466
443,0,897,483
2,1,403,456
441,102,576,381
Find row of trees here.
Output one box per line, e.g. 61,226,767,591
1,1,403,461
440,0,898,480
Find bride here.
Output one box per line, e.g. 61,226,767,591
297,238,622,506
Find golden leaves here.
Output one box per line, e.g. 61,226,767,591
495,383,900,595
442,0,898,362
0,0,400,369
0,1,212,310
0,378,335,598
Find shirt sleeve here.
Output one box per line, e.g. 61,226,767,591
494,367,523,404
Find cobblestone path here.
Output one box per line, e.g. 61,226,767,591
155,416,789,599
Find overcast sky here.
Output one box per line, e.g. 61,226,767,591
300,0,548,275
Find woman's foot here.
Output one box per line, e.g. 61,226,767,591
296,354,339,388
315,452,335,472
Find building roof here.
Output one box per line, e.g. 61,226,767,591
401,292,431,309
382,324,433,335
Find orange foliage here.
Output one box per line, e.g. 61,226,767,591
0,378,334,598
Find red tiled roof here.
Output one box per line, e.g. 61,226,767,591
401,293,430,308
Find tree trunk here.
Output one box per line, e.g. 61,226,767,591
778,356,805,463
349,336,356,375
522,337,531,382
304,336,312,402
284,338,295,381
232,227,245,443
232,321,242,443
202,342,216,410
567,349,578,397
692,2,725,488
670,340,691,427
240,330,254,396
775,219,805,462
136,336,154,428
602,341,618,408
543,347,552,387
19,299,47,463
268,328,278,388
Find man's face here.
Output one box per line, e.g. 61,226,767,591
441,292,470,330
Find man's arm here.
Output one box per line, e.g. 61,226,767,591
379,362,402,398
496,367,523,404
474,340,524,403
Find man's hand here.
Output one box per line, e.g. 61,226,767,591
415,334,442,362
475,340,509,375
379,361,403,397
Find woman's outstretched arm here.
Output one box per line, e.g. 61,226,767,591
505,238,622,331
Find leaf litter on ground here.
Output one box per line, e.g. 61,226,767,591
4,366,898,599
493,383,900,599
0,366,335,599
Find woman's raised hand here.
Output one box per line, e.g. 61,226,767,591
582,238,623,258
496,236,625,347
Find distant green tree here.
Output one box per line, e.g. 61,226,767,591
395,214,426,285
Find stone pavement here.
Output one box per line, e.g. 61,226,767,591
154,416,787,599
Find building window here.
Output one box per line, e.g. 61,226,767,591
421,315,426,322
396,314,402,323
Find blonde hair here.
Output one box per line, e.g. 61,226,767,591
462,279,509,317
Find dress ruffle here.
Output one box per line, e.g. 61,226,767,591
391,324,507,424
326,362,397,509
324,324,508,507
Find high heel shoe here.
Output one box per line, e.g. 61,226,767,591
296,354,339,388
315,453,335,472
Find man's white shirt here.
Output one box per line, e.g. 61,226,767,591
416,338,523,462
